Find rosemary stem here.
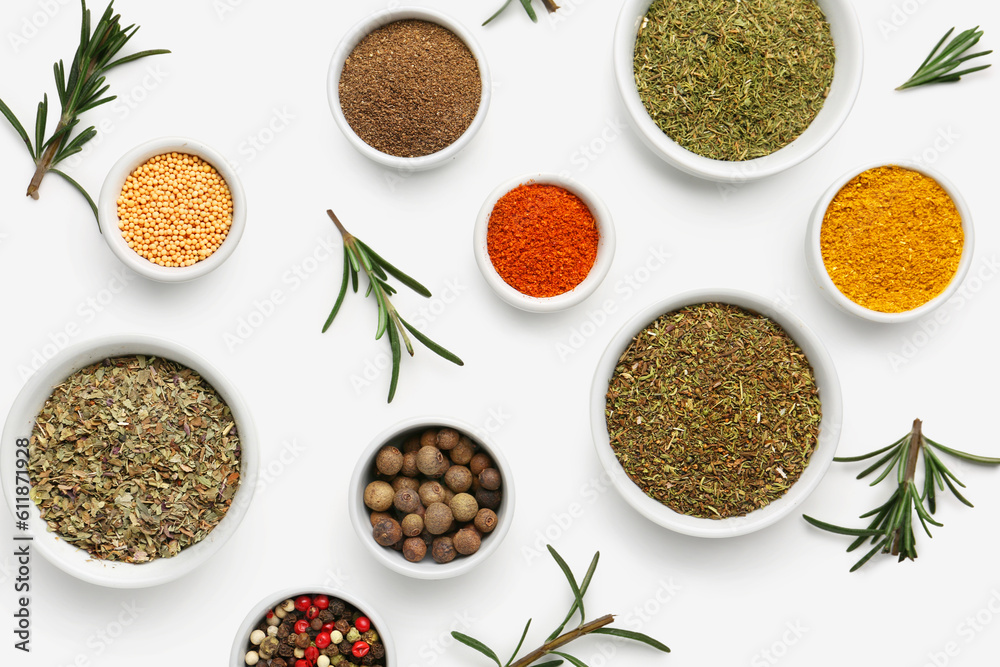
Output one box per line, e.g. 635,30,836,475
509,614,615,667
541,0,560,12
891,418,924,555
327,209,350,238
26,118,65,199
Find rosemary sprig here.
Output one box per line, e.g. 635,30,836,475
0,0,169,220
483,0,560,26
804,419,1000,572
897,27,992,90
323,210,463,403
453,545,670,667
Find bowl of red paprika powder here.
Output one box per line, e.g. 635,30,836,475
473,173,616,312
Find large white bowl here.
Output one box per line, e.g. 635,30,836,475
590,289,842,538
473,173,616,313
328,7,492,171
614,0,863,182
348,416,514,579
1,335,258,587
98,137,248,282
230,586,396,666
805,160,975,323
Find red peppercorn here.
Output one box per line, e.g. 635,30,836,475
294,620,310,634
306,605,319,620
295,661,309,667
315,632,332,649
266,610,275,619
352,641,370,658
304,646,319,663
295,596,312,612
355,616,371,633
314,595,330,610
321,622,335,633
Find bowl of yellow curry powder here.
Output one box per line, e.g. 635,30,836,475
805,162,974,323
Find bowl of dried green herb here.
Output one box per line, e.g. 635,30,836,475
1,335,258,587
591,289,842,537
615,0,863,181
805,161,975,323
328,7,491,170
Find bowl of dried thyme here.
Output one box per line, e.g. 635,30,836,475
0,334,258,587
328,7,491,170
590,289,842,537
615,0,863,181
805,161,975,323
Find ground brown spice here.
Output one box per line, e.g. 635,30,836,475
339,20,482,158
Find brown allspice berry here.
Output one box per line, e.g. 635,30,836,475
450,437,476,465
479,467,501,491
373,517,403,546
424,502,454,535
375,445,403,476
469,453,492,476
436,428,460,450
402,536,427,562
476,487,502,511
335,619,351,635
474,507,498,533
310,618,323,632
444,465,473,493
401,451,419,477
432,535,457,563
442,487,456,504
454,526,482,555
401,513,424,537
450,492,479,522
418,480,447,506
369,511,393,527
420,429,439,448
272,659,289,667
402,435,421,454
394,488,423,514
417,445,449,478
363,481,395,512
295,632,311,649
391,475,420,492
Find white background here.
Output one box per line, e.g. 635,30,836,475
1,1,999,666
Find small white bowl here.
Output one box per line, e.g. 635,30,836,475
1,335,258,588
230,586,395,666
613,0,863,182
97,137,247,282
590,289,843,538
473,173,616,312
348,416,514,579
328,7,492,171
805,161,975,323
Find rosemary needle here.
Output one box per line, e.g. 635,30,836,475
483,0,560,26
323,210,463,403
897,27,992,90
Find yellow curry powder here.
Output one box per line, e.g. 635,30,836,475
820,165,963,313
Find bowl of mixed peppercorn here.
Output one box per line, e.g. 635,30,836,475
231,588,393,667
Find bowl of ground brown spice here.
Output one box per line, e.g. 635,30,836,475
473,173,616,313
98,136,247,282
806,162,974,323
329,7,491,170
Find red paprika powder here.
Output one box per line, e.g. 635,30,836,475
486,183,600,298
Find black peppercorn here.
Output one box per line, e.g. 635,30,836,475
318,609,335,623
335,619,351,635
330,600,346,616
277,643,294,658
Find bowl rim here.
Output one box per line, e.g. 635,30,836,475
1,334,259,587
612,0,864,182
590,288,843,538
97,136,248,283
348,415,515,579
805,160,976,323
229,585,396,667
327,6,492,171
473,172,617,313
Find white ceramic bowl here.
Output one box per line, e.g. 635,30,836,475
230,586,395,666
473,173,616,312
328,7,492,171
348,416,514,579
590,289,843,538
97,136,247,282
1,335,258,588
805,161,975,323
613,0,863,182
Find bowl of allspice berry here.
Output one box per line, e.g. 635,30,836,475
348,417,514,579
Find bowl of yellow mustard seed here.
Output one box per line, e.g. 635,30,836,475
805,161,975,323
98,137,247,282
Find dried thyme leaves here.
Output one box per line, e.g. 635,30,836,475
28,355,241,563
633,0,836,161
605,304,821,518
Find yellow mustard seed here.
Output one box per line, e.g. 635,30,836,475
117,152,233,268
820,165,963,314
